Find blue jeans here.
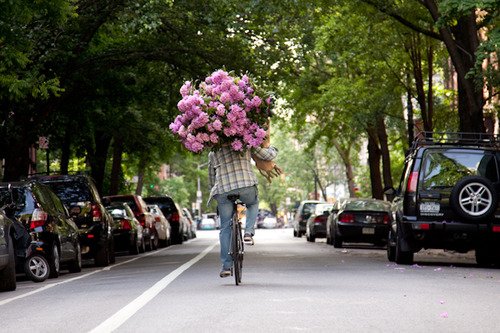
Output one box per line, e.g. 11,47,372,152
215,185,258,270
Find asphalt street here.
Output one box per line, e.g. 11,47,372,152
1,228,499,333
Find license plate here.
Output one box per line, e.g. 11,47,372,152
362,228,375,235
420,202,440,214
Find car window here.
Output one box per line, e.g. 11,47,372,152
420,150,498,190
344,200,389,211
108,197,138,212
45,181,93,203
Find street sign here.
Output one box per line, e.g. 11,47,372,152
38,136,49,149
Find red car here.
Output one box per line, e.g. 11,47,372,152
103,195,157,251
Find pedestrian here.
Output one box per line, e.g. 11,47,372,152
208,126,278,278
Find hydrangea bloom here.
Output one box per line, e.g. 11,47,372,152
169,69,273,153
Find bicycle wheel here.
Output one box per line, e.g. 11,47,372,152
232,215,244,285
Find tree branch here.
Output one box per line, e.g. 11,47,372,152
359,0,442,41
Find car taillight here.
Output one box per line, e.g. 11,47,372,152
137,214,146,227
313,216,326,223
383,214,390,224
91,204,102,222
170,212,180,223
407,171,419,193
30,208,48,230
339,213,354,223
155,216,161,222
120,220,132,230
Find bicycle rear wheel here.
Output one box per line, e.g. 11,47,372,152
232,216,244,285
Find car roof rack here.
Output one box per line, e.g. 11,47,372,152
411,131,500,149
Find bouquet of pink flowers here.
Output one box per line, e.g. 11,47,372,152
169,69,273,153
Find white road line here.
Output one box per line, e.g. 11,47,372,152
0,246,166,306
89,242,217,333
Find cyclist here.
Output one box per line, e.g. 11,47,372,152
208,132,278,278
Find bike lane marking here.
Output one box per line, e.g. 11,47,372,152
89,242,217,333
0,247,165,307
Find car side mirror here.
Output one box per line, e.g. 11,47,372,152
383,186,396,196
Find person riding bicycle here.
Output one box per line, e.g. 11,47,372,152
208,130,278,278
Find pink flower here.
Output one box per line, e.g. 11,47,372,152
171,69,274,153
231,139,243,151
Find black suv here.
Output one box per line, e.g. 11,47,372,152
385,132,500,266
32,174,115,267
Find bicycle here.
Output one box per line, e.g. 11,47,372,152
227,194,245,285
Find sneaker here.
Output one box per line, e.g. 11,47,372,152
244,233,254,245
219,268,231,278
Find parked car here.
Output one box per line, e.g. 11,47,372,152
327,198,391,248
0,209,16,291
148,204,171,247
385,132,500,266
293,200,325,237
261,215,278,229
106,203,145,254
103,195,157,251
199,217,217,230
256,209,273,229
305,203,334,242
0,181,82,278
32,174,115,266
143,196,185,244
182,208,197,239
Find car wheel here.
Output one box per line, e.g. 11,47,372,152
450,176,497,221
139,236,146,253
332,232,343,248
293,229,298,237
109,239,116,264
68,242,82,273
49,244,60,278
25,254,50,282
387,231,396,262
394,232,413,265
95,240,110,267
475,245,497,267
0,236,16,291
130,234,140,255
151,231,159,250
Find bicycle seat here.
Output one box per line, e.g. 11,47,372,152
227,194,240,202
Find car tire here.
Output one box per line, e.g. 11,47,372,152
475,245,497,267
139,236,146,253
387,231,396,262
49,244,60,278
24,254,50,282
109,239,116,264
394,232,413,265
95,240,110,267
151,231,159,251
332,231,343,248
130,234,140,255
0,236,16,291
68,242,82,273
293,229,298,237
450,176,497,221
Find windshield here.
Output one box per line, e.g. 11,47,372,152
344,200,390,211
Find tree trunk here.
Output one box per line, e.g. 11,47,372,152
427,39,434,131
60,129,71,174
87,131,111,195
135,157,147,196
331,139,356,198
109,137,124,195
406,72,415,146
377,116,392,189
367,126,383,200
424,1,484,132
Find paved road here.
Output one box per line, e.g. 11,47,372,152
1,228,499,333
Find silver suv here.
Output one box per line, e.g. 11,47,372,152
385,132,500,266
